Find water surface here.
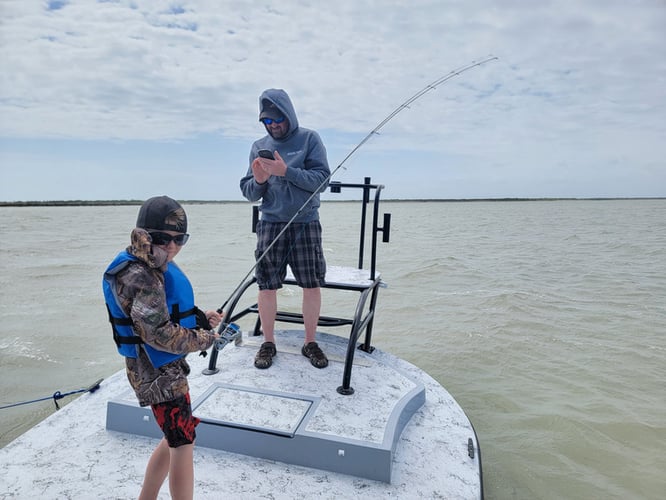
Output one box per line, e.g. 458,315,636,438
1,200,664,499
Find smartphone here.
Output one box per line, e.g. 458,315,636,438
258,149,275,160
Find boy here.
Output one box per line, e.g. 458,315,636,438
103,196,221,500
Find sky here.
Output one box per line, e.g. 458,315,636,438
0,0,664,201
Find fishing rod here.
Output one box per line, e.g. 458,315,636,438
217,55,498,316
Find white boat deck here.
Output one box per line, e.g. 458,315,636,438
287,264,381,288
0,330,482,499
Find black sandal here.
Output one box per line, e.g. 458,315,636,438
301,342,328,368
254,342,276,369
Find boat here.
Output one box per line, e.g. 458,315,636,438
0,178,482,499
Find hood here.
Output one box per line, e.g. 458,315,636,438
128,227,169,271
259,88,299,139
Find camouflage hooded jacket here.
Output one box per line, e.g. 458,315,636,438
113,228,216,406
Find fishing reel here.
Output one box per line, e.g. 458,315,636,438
215,323,242,351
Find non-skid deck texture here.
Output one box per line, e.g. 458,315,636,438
0,331,482,499
107,330,424,482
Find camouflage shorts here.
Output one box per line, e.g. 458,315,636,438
150,393,200,448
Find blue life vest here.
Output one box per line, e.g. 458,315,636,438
102,250,198,368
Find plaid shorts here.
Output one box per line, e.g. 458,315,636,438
255,220,326,290
150,393,200,448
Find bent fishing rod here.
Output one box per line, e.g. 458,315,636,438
217,55,498,317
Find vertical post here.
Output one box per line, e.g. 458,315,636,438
357,177,370,269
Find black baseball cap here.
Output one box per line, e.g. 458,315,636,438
136,196,187,233
259,100,284,121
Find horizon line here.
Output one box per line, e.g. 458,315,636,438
1,197,665,207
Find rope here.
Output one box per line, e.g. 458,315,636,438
0,378,104,411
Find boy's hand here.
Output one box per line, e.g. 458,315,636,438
205,310,222,329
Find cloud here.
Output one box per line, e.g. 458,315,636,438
1,0,664,200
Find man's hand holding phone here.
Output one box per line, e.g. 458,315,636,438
255,149,287,178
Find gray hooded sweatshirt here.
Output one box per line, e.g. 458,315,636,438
240,89,330,223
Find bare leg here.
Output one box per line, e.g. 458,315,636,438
168,443,194,500
302,287,321,344
139,438,170,500
258,289,277,343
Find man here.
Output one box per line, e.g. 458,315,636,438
240,89,330,369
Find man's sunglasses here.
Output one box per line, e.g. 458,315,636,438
149,232,190,246
260,117,285,125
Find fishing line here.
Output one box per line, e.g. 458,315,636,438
217,55,498,316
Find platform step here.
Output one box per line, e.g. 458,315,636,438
240,337,372,367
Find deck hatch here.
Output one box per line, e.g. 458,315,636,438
193,384,313,438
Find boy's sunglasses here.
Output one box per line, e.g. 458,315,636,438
149,232,190,246
260,117,285,125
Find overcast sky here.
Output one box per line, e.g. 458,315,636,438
1,0,664,201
